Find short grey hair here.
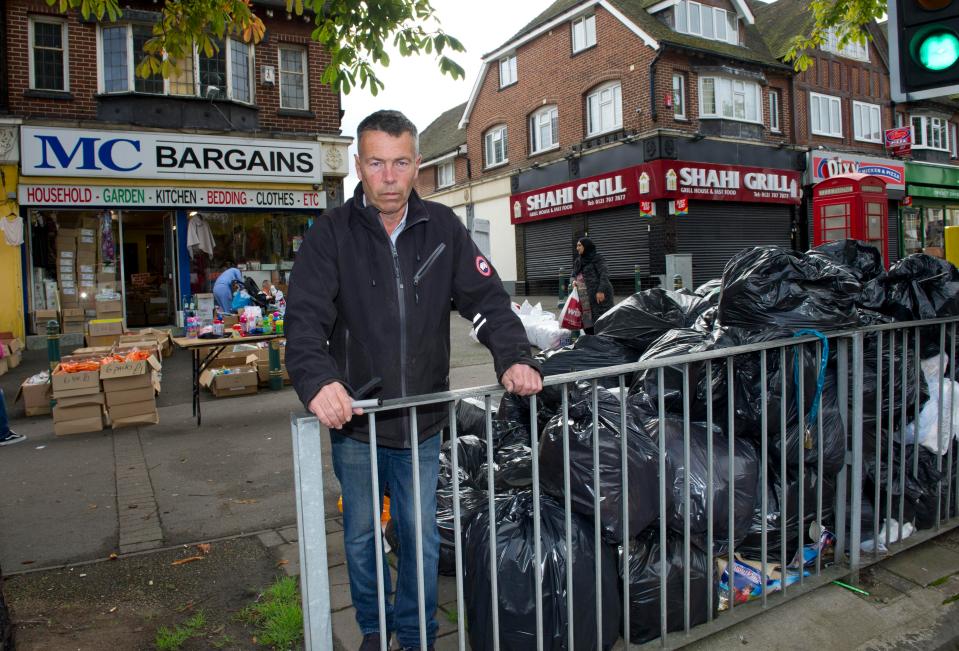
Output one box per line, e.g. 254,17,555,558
357,110,419,155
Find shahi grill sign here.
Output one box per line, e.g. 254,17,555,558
636,160,802,204
20,126,323,183
510,171,638,223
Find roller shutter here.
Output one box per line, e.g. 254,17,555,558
676,202,792,287
523,217,575,294
585,205,650,294
887,200,900,265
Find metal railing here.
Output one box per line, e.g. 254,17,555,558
292,315,959,650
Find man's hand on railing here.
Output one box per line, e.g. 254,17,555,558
501,363,543,396
308,382,364,429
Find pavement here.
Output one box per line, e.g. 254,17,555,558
4,296,959,649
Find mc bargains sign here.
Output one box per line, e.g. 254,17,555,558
20,126,322,184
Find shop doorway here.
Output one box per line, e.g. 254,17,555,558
120,211,177,327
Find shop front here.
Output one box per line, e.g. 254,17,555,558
903,161,959,258
18,126,347,332
806,152,905,263
510,159,802,291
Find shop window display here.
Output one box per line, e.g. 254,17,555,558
188,211,313,299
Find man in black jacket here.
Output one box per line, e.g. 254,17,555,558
286,110,541,651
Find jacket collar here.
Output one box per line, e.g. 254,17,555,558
349,182,430,238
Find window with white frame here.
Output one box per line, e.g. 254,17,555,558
952,123,958,158
279,45,308,110
30,17,68,91
571,14,596,53
675,0,739,45
699,76,761,122
484,125,508,167
769,89,781,132
99,24,166,94
672,73,686,119
499,54,517,87
586,81,622,136
853,101,882,142
912,115,950,150
437,161,454,188
529,105,559,153
821,27,869,61
810,92,843,137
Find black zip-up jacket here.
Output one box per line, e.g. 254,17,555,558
286,184,538,448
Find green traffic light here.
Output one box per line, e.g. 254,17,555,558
918,30,959,71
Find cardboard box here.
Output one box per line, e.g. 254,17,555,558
52,366,100,397
54,416,104,436
32,309,60,332
88,319,123,337
222,315,239,329
76,251,97,265
194,293,216,321
71,346,114,357
107,400,157,420
53,403,103,423
102,371,159,393
111,411,160,429
96,299,122,315
16,380,52,417
134,329,175,357
114,342,160,359
257,364,290,385
56,393,105,409
100,355,161,380
200,355,258,397
105,386,156,407
3,351,21,369
86,334,119,348
61,308,85,321
63,323,85,335
0,357,8,376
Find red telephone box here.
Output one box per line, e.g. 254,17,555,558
812,173,889,268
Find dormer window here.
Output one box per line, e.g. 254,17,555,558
499,54,517,88
675,1,739,46
821,27,869,61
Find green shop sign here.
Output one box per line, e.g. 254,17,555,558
905,161,959,187
907,184,959,200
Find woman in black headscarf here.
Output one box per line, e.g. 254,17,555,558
571,237,614,335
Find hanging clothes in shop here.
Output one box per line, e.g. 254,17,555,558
187,213,215,259
99,211,115,264
2,215,23,246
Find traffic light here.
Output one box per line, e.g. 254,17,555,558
889,0,959,100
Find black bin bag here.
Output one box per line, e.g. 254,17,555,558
539,385,663,543
593,288,712,354
537,335,640,406
636,410,759,546
438,435,488,491
869,254,959,322
455,398,489,438
463,491,621,651
630,328,714,416
717,246,862,331
620,528,716,644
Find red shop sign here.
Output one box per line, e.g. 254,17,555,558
636,160,802,205
510,169,639,224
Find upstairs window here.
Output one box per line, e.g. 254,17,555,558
853,101,882,142
672,73,686,119
279,45,308,110
437,161,454,188
529,105,559,153
699,76,761,123
30,18,69,91
499,55,517,87
769,89,781,132
571,14,596,53
484,125,508,168
822,27,869,61
675,1,739,45
810,92,842,137
912,115,949,151
586,81,622,136
100,25,164,94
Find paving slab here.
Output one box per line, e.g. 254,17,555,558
257,530,285,548
883,542,959,586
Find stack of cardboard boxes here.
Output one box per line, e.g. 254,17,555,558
76,218,98,310
61,308,85,335
0,333,23,376
31,308,59,334
87,318,124,347
51,360,105,436
56,229,78,309
101,355,161,427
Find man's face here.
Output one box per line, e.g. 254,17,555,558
355,130,421,218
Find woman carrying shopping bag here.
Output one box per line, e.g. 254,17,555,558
571,237,614,335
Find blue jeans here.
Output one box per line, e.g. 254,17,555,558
0,388,8,435
331,431,441,648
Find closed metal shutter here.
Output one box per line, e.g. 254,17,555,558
585,205,650,294
523,217,575,294
676,202,792,287
887,200,900,265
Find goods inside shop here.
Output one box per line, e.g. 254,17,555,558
413,240,959,646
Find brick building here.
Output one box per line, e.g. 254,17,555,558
420,0,807,292
0,0,350,333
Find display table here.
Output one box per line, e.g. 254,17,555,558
173,333,285,426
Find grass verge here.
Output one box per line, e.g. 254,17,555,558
154,611,207,650
239,576,304,650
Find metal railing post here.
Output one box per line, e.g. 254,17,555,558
291,414,332,651
850,332,865,580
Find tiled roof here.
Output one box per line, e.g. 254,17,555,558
419,102,468,163
749,0,815,60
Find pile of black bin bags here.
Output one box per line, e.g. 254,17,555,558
405,243,959,650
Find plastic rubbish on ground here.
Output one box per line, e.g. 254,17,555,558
635,410,760,545
717,246,861,331
860,519,915,553
717,555,807,610
464,490,621,651
866,254,959,323
593,288,711,354
506,300,572,350
694,278,723,301
905,355,959,455
620,528,715,644
539,385,662,543
537,334,640,406
862,439,945,530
